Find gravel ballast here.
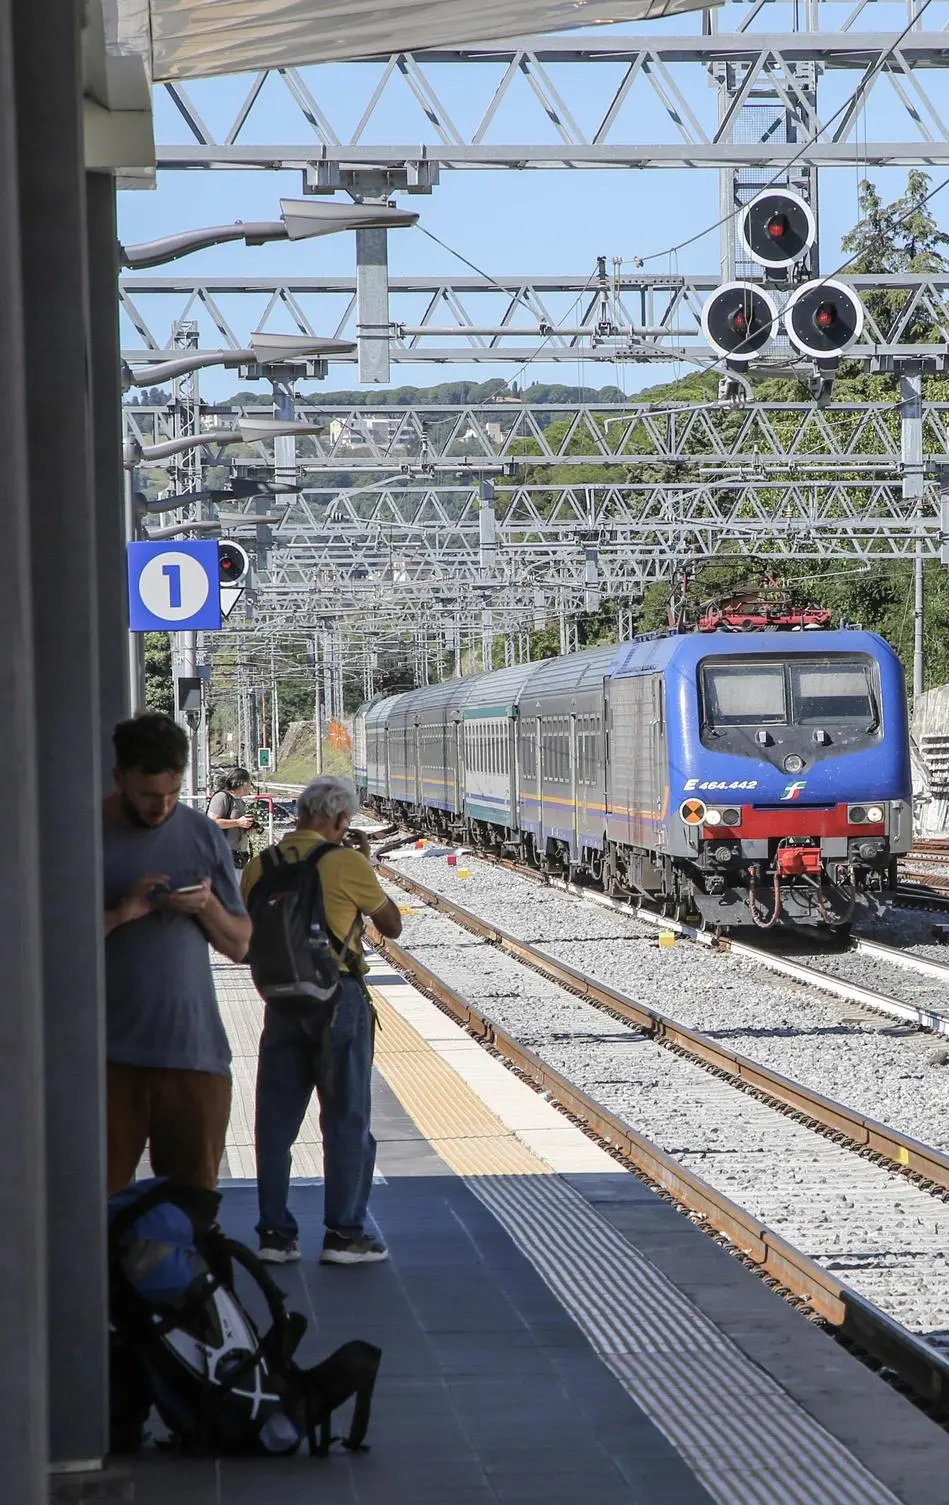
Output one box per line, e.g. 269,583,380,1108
384,848,949,1155
383,873,949,1343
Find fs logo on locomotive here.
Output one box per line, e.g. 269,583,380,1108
781,780,807,801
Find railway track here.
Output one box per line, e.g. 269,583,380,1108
895,881,949,914
373,828,949,1036
371,871,949,1413
378,862,949,1186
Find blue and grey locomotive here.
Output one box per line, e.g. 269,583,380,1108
354,623,911,931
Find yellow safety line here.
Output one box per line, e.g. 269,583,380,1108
370,987,551,1177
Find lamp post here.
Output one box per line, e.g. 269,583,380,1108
125,418,324,806
123,413,325,719
119,199,417,271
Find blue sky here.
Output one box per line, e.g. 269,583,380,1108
117,2,949,400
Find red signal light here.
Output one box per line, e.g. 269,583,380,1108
815,302,837,329
730,310,748,334
766,214,789,239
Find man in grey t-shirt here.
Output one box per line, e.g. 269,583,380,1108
103,714,252,1195
208,768,254,868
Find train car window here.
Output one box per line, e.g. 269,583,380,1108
702,663,786,726
522,724,534,779
789,662,876,726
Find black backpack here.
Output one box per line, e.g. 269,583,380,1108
108,1179,381,1458
245,841,357,1041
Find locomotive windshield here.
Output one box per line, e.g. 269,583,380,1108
702,664,785,726
702,657,877,730
788,663,874,725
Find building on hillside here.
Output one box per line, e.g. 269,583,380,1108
328,414,409,452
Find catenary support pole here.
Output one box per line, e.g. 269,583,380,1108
313,633,324,773
181,631,199,801
0,0,49,1494
900,365,925,698
13,0,109,1473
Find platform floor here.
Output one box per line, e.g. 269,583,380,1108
128,955,949,1505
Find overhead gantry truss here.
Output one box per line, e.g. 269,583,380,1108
128,395,949,631
125,399,949,472
119,272,949,367
154,26,949,174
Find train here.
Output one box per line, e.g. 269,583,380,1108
354,618,912,931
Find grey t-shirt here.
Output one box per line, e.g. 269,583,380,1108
103,802,247,1076
208,789,249,853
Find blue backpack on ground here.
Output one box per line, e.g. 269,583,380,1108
108,1179,381,1458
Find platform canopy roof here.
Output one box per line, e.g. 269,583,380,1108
109,0,719,82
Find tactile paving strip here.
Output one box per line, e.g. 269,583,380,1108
369,982,904,1505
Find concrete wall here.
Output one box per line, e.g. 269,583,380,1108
911,685,949,837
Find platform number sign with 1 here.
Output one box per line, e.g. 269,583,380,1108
127,541,223,632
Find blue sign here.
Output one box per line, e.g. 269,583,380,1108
127,541,223,632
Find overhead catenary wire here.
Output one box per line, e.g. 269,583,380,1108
632,0,937,266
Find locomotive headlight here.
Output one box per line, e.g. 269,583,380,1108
866,804,885,824
848,805,867,824
704,807,742,828
784,754,805,774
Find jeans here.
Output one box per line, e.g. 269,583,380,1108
255,974,377,1240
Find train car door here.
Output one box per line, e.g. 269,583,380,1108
383,725,392,803
608,676,661,848
450,716,462,815
649,679,665,842
413,720,422,808
534,714,543,851
508,713,519,830
570,713,580,859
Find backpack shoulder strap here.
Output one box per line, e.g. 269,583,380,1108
301,843,348,954
303,841,339,869
259,845,285,877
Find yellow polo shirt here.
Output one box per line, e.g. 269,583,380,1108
240,832,388,975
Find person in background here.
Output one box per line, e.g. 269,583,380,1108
241,775,402,1266
208,768,255,870
103,714,252,1195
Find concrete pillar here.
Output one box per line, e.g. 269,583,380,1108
0,0,50,1495
87,172,131,773
356,222,391,383
13,0,109,1470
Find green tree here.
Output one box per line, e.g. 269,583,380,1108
144,632,173,714
841,171,949,341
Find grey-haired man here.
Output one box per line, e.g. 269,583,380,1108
241,775,402,1265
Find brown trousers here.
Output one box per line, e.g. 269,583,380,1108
107,1062,232,1195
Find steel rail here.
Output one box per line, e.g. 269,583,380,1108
373,920,949,1411
378,863,949,1187
850,934,949,984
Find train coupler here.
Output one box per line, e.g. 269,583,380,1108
775,845,822,878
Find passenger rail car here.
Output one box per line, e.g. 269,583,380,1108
354,629,912,930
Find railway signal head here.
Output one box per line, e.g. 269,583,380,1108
701,281,779,361
738,189,816,271
783,279,865,359
218,540,250,587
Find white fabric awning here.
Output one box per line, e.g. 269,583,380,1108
118,0,718,83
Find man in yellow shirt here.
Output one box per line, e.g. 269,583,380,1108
241,775,402,1265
